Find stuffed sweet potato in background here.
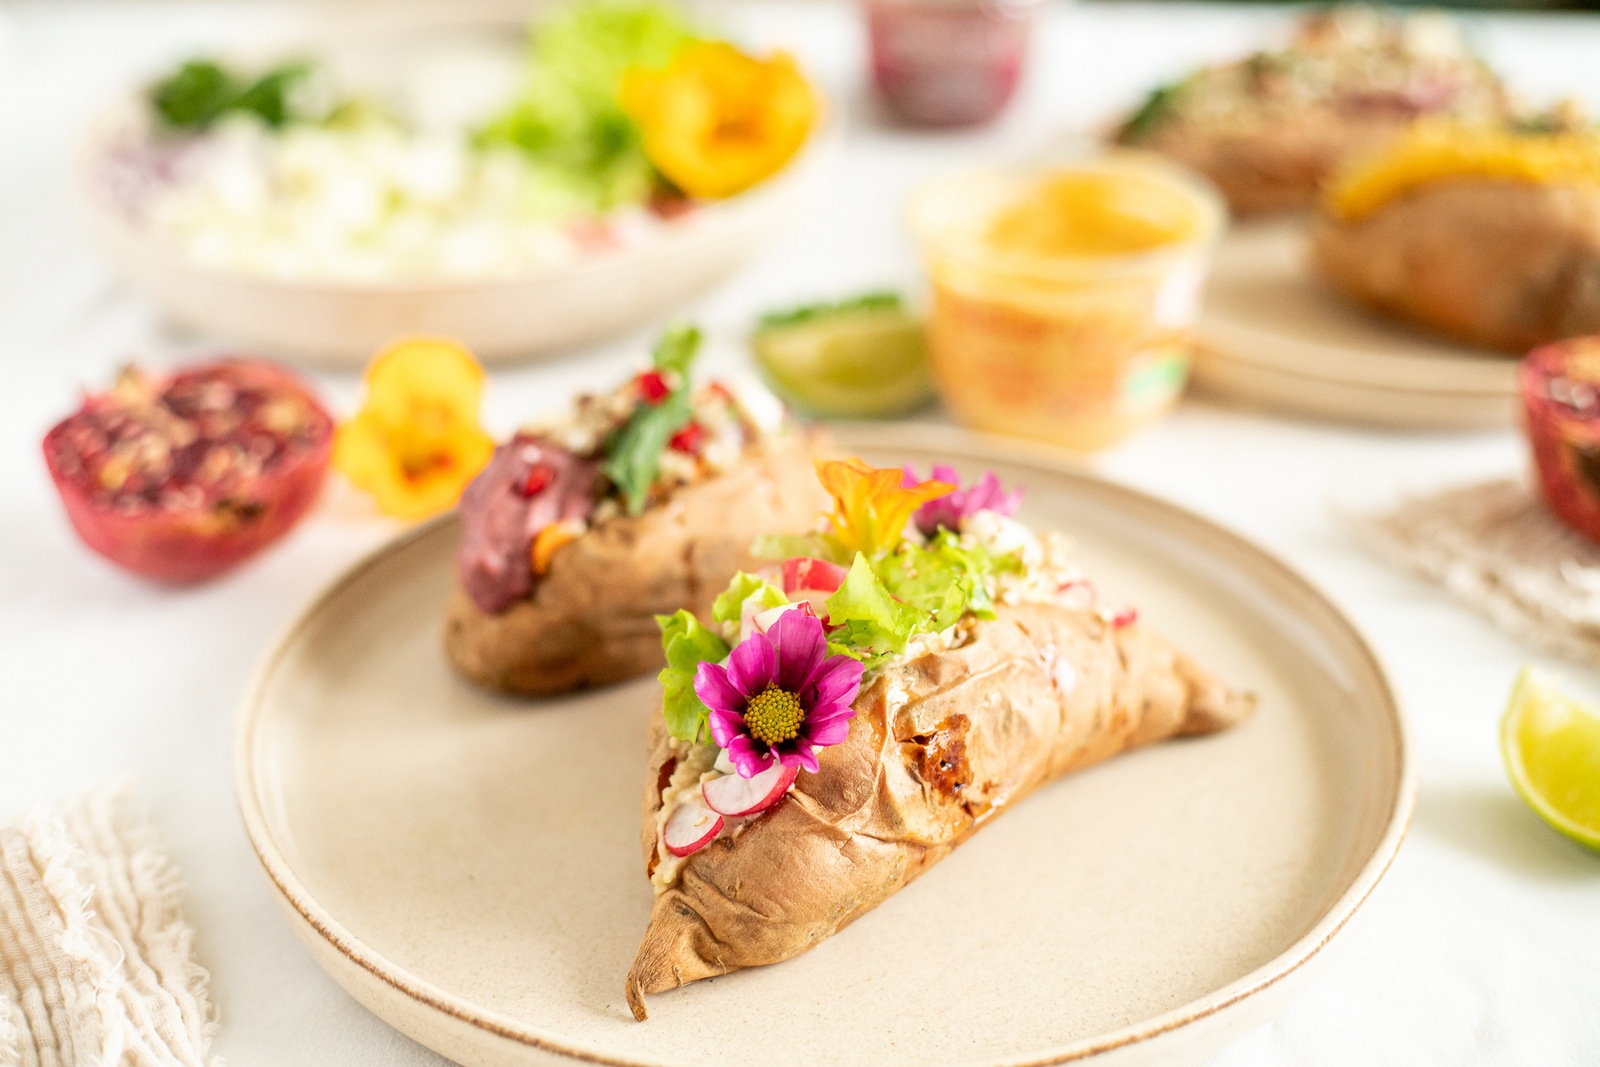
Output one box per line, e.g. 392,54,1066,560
1313,180,1600,352
1116,6,1508,216
625,601,1254,1019
444,430,830,694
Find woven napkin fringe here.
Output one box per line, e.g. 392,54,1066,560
0,784,217,1067
1352,477,1600,665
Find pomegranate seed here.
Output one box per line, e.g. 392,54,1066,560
669,421,705,454
1112,607,1138,629
520,463,555,497
706,381,734,403
636,371,671,404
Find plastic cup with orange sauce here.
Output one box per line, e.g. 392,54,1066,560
906,155,1226,451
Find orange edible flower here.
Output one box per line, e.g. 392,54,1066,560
332,338,495,520
815,458,954,557
620,41,816,200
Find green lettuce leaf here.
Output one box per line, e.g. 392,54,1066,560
823,554,923,661
751,532,845,564
656,609,730,743
712,573,788,627
876,532,1006,630
477,1,693,214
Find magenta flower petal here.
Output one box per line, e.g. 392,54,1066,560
806,655,864,708
695,661,747,718
781,738,820,774
726,630,777,698
770,609,825,692
726,734,772,778
708,705,744,748
800,714,852,747
906,465,1024,535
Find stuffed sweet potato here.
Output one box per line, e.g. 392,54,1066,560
1313,119,1600,352
1116,6,1508,216
442,326,831,695
624,460,1254,1018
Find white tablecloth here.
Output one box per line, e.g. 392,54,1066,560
2,1,1597,1063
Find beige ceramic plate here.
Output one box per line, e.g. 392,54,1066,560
236,427,1413,1067
1194,217,1518,430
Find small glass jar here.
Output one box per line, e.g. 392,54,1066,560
863,0,1043,128
906,155,1226,451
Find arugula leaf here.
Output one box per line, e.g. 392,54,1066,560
652,323,701,379
823,554,923,661
600,324,703,515
712,573,787,627
603,389,692,515
150,58,312,131
656,609,730,743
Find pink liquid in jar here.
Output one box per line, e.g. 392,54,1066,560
865,0,1040,127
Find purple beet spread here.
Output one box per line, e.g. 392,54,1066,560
456,435,598,614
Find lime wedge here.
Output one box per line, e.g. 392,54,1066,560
753,308,935,419
1501,666,1600,852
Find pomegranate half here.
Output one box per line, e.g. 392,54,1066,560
43,358,334,583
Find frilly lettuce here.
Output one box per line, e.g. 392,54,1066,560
656,609,729,743
478,1,694,214
712,572,787,626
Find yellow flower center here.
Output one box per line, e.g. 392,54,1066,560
743,684,805,747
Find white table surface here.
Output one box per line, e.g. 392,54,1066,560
3,0,1598,1063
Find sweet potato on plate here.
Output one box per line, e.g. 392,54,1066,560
1313,179,1600,352
625,600,1254,1019
444,430,830,695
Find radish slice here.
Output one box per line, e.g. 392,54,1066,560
702,761,799,817
663,798,724,857
782,557,847,595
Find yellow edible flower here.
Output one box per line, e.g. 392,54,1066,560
620,41,816,199
333,338,495,520
815,458,953,557
1327,120,1600,221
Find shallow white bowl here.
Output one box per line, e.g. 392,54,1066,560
75,25,826,367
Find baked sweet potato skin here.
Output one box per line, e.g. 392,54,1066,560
1312,179,1600,352
626,602,1254,1019
443,430,830,695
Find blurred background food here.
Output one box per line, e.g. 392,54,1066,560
1115,5,1512,216
77,0,825,363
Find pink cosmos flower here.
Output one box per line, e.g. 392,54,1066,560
902,464,1023,536
693,609,864,778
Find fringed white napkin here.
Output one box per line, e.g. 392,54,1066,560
1354,477,1600,664
0,785,217,1067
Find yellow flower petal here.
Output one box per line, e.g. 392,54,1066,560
621,42,816,199
365,337,485,434
815,458,953,556
333,338,496,520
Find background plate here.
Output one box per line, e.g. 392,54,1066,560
1195,218,1518,431
236,427,1413,1067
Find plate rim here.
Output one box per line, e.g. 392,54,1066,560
235,424,1417,1067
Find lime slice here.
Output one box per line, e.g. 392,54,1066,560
753,308,935,419
1501,666,1600,852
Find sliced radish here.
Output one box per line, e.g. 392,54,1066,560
739,600,815,643
663,798,724,857
782,557,847,596
702,761,799,817
788,587,832,623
